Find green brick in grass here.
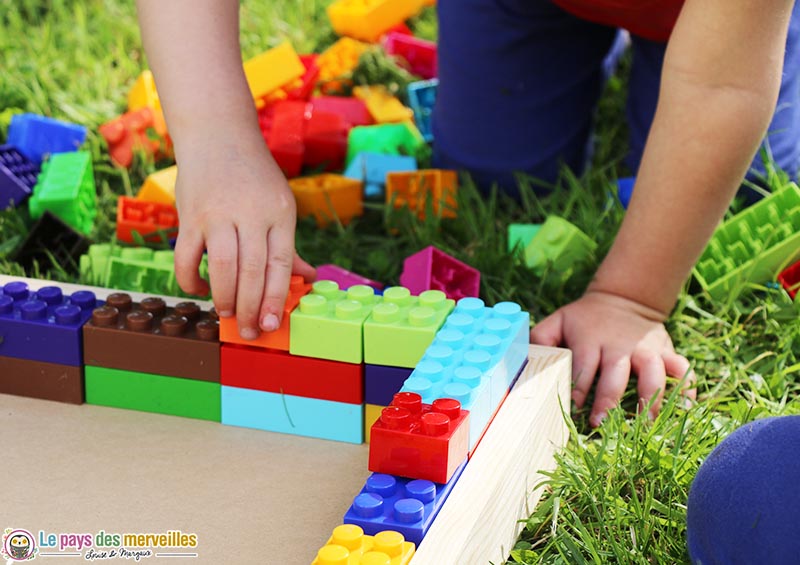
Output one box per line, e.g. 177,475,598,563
524,216,596,274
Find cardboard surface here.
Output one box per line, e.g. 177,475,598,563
1,394,369,564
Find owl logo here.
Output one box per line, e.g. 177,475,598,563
1,529,36,561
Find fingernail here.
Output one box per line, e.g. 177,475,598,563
590,412,606,427
261,314,279,332
219,310,234,318
241,328,260,340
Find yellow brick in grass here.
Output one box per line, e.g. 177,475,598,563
317,38,368,93
327,0,426,42
354,85,414,124
137,165,177,206
243,42,305,100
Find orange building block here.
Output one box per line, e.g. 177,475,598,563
99,108,170,168
353,85,414,124
385,169,458,219
116,196,179,244
218,275,311,351
317,38,368,94
327,0,426,42
243,42,305,101
137,165,178,206
290,174,364,227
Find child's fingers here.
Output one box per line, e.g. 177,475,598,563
632,350,666,418
664,351,697,401
174,229,209,296
530,311,564,347
234,223,268,340
260,224,294,332
292,253,317,281
205,225,239,319
590,355,631,427
571,346,600,409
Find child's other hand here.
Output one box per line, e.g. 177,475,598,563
173,133,315,340
530,290,695,427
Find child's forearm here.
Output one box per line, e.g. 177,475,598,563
590,0,795,315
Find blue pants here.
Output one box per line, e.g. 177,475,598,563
686,416,800,564
433,0,800,195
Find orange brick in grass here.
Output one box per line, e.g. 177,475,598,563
386,170,458,219
290,174,364,227
116,196,179,244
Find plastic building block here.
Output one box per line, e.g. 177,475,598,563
219,275,311,351
316,38,368,94
13,211,90,273
6,113,87,165
365,364,413,406
290,280,380,363
116,195,179,244
363,287,454,368
524,216,597,274
316,264,384,291
220,343,363,404
290,174,363,227
312,96,374,127
137,165,177,205
399,246,480,301
86,365,221,421
0,144,39,208
221,385,363,444
0,281,99,366
778,259,800,299
369,392,469,483
83,294,219,382
0,355,83,404
406,79,437,142
312,525,415,565
353,86,414,124
400,297,530,450
694,185,800,299
343,460,467,544
346,122,424,166
617,176,635,209
344,152,417,199
243,42,305,100
128,70,161,113
327,0,425,42
28,151,97,235
99,108,170,168
507,223,542,254
365,403,384,444
385,169,457,219
262,54,320,106
303,109,350,171
258,100,306,178
384,33,437,79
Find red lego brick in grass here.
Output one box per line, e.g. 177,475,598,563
369,391,469,484
311,96,374,128
220,343,363,404
287,54,321,101
99,108,170,168
116,196,179,244
778,260,800,299
258,101,307,178
303,109,350,171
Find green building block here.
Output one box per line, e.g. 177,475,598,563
364,287,455,368
346,122,424,166
28,151,97,234
85,365,221,422
508,223,542,254
694,184,800,299
289,280,380,363
524,216,597,274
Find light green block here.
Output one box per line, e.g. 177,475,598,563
289,280,380,363
29,151,97,234
346,122,424,166
364,287,455,368
85,365,221,422
524,216,597,274
508,223,542,254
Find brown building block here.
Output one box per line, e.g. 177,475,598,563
83,294,220,382
0,355,83,404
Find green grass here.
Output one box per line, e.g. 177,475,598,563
3,2,800,563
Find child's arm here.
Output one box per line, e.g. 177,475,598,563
135,0,315,340
532,0,795,426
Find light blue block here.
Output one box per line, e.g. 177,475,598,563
221,386,364,444
344,152,417,199
407,79,437,143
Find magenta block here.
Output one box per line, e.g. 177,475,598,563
383,32,438,79
315,264,384,291
399,246,480,301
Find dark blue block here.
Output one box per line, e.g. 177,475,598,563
687,416,800,564
365,364,413,406
617,176,635,209
343,458,467,545
0,281,100,366
0,144,39,208
7,113,87,165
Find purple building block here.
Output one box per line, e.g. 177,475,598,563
7,113,87,165
315,264,384,291
399,246,481,301
343,459,467,545
0,281,100,366
0,144,39,208
365,364,413,406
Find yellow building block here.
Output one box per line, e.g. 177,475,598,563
244,42,305,100
137,165,178,206
386,169,458,219
327,0,425,42
317,38,368,94
127,70,168,136
290,174,364,227
312,525,415,565
353,86,414,124
364,403,384,444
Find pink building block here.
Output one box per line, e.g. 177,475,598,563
383,32,438,79
399,246,480,301
315,264,384,290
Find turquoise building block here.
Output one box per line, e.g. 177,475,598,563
290,280,380,363
508,223,542,254
28,151,96,235
221,385,364,444
524,216,596,274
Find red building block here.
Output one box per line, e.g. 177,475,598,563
287,54,321,101
116,196,179,244
258,101,308,178
311,96,374,128
383,32,438,79
221,343,363,404
369,391,469,484
399,245,481,301
99,108,169,168
303,108,350,171
218,275,311,350
778,260,800,299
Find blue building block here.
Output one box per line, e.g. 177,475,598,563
344,459,467,545
365,364,413,406
407,79,437,142
400,298,529,450
0,281,100,366
221,385,364,444
7,113,87,165
0,145,39,208
617,176,635,209
344,152,417,199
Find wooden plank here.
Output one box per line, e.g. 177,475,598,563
412,345,571,564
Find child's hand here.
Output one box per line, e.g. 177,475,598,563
530,290,695,427
173,133,315,340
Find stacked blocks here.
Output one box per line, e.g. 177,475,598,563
83,294,221,421
385,170,457,219
312,525,415,565
524,216,596,275
399,246,480,301
345,152,417,199
0,144,39,208
116,196,179,244
290,174,363,227
365,364,413,406
29,151,97,235
406,79,437,142
7,113,87,164
137,165,177,205
327,0,425,42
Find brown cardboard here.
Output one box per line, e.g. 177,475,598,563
0,355,83,404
